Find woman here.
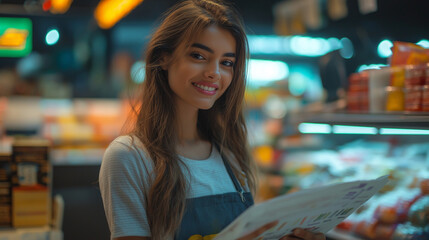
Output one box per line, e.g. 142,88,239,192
99,0,326,239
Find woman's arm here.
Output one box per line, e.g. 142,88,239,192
100,138,153,239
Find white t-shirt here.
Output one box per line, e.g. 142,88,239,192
99,135,238,239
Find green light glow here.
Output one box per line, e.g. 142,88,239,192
0,17,32,57
333,125,377,135
380,128,429,135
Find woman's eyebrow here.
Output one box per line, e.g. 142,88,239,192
191,43,236,57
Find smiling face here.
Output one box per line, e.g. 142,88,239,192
165,25,237,111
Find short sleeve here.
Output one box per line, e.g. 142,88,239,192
99,136,152,238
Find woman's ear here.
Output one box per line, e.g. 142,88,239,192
160,53,171,70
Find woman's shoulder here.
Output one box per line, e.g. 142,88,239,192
106,135,146,154
220,147,251,191
99,135,153,197
109,134,142,147
103,135,152,170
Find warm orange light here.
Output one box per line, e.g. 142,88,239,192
50,0,73,14
95,0,144,29
253,145,274,167
0,28,28,50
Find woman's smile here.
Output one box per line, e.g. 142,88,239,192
192,82,219,96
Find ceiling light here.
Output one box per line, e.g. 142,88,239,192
94,0,143,29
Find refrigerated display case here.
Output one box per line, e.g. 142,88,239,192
253,109,429,240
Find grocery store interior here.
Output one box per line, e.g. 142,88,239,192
0,0,429,239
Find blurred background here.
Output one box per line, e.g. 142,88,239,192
1,0,429,239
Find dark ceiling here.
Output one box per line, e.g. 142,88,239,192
1,0,429,67
0,0,284,26
1,0,429,38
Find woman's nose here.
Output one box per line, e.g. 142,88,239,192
204,62,220,81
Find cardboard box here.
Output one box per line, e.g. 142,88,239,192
11,139,51,228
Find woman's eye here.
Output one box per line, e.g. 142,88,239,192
190,52,204,60
222,60,234,67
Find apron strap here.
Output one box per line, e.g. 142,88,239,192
215,143,246,203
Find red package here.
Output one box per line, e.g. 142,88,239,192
390,41,429,66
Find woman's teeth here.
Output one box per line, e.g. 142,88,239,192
193,83,216,91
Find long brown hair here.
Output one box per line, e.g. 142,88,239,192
129,0,257,239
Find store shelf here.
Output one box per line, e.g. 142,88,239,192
288,111,429,129
0,227,62,240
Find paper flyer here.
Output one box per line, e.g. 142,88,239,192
214,175,389,240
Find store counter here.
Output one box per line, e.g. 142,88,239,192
0,227,62,240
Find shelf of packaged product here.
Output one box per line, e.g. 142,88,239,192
287,111,429,129
0,227,62,240
0,194,64,239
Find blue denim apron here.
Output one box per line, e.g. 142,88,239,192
174,152,254,240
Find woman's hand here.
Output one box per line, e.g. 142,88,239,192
280,228,325,240
237,223,325,240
